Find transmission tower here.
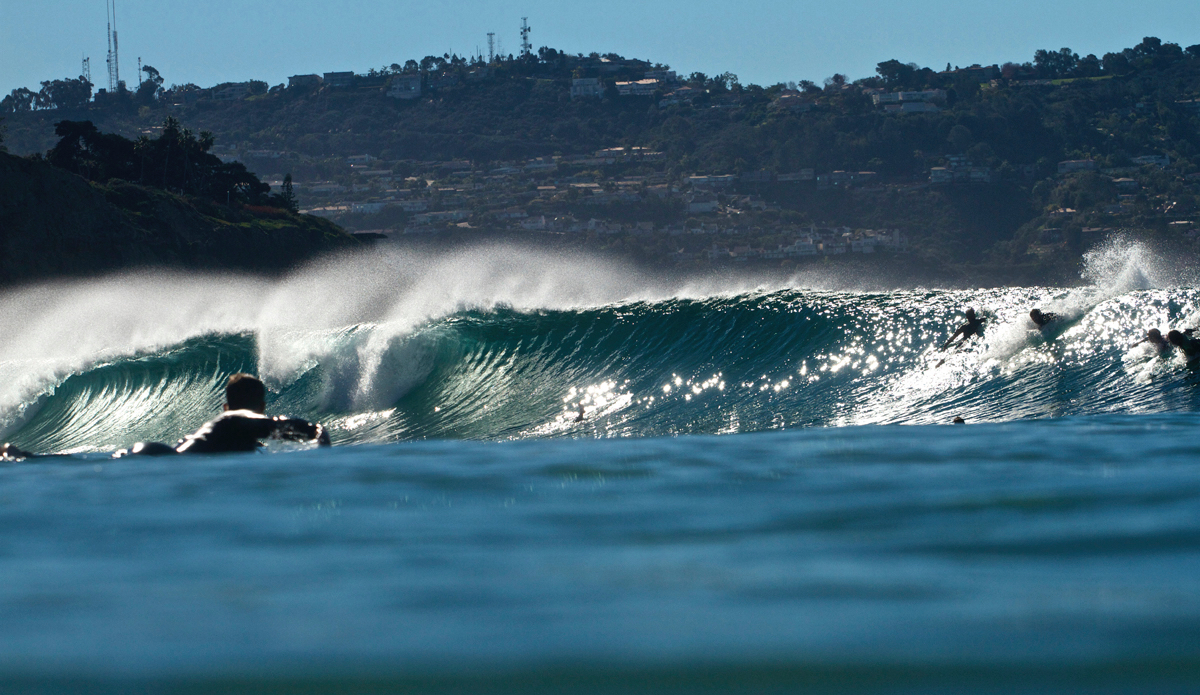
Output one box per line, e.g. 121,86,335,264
82,56,91,83
487,32,495,63
137,57,142,86
520,17,531,58
105,0,120,91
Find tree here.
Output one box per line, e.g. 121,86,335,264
276,173,299,213
136,65,164,106
824,73,847,90
876,59,915,87
1,87,36,113
47,118,272,206
1033,47,1078,78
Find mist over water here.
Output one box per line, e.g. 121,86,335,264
2,239,1198,451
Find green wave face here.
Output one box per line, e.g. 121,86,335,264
7,282,1200,453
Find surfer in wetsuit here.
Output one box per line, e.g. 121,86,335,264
940,308,985,350
1132,328,1173,356
132,373,329,455
1167,330,1200,362
2,374,329,460
1029,308,1058,328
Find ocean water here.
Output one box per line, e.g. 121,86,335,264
2,241,1200,693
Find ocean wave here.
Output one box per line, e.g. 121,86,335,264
2,239,1199,451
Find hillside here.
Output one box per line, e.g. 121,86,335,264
0,150,358,285
4,38,1200,282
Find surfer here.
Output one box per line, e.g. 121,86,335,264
1167,330,1200,362
940,308,985,350
1131,328,1173,356
1029,308,1058,328
2,374,329,461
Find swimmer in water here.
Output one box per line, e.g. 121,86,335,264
940,308,985,350
2,374,329,460
1029,308,1058,328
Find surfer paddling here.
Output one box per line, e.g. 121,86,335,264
2,373,329,461
940,308,985,351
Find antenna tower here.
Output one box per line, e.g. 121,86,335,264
487,32,495,63
137,57,142,86
520,17,531,58
82,56,91,83
105,0,120,91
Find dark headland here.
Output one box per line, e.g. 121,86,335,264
2,37,1199,287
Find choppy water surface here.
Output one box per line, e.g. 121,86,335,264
3,241,1200,692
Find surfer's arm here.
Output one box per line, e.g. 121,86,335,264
940,327,965,350
270,417,331,446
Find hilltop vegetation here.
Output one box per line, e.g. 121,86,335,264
4,38,1200,283
0,135,353,285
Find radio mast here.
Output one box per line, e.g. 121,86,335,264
487,32,495,63
520,18,531,58
105,0,120,91
82,56,91,83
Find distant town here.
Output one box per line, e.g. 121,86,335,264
4,31,1199,279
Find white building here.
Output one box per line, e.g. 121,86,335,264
616,79,661,96
571,78,603,99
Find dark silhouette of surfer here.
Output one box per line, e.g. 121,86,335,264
1167,330,1200,361
1132,328,1173,355
2,373,329,460
1029,308,1058,328
941,308,985,351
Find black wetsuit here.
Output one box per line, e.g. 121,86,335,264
174,409,328,454
1175,336,1200,360
1032,312,1058,328
943,316,985,349
3,410,328,461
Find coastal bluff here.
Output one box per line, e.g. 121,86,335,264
0,151,357,286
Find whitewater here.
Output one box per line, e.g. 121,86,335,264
3,239,1200,693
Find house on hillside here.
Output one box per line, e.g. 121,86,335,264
1133,154,1170,167
387,74,422,99
288,74,323,89
616,79,661,96
323,72,356,88
571,77,603,99
687,194,719,214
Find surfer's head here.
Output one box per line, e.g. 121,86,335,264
225,373,267,413
1167,330,1185,346
1148,328,1163,341
1030,309,1043,322
965,308,976,320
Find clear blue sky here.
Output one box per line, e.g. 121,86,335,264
2,0,1198,96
